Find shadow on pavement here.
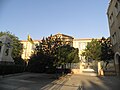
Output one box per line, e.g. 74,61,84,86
79,76,120,90
0,73,64,90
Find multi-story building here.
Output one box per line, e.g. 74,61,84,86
52,33,74,46
73,38,92,61
20,33,74,60
107,0,120,75
20,40,40,60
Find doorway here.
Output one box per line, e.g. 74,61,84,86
118,55,120,73
115,52,120,75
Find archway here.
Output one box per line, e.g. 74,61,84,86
115,52,120,75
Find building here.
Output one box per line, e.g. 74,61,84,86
20,33,74,60
73,38,93,61
20,33,98,62
20,40,40,60
52,33,74,46
107,0,120,75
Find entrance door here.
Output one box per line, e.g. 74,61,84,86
118,56,120,74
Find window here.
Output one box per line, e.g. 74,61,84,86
112,32,117,45
112,35,115,45
109,13,114,26
119,27,120,39
23,43,26,49
109,16,111,20
115,2,119,16
114,32,117,44
117,0,120,12
115,2,118,9
73,42,76,47
117,0,120,3
79,42,87,50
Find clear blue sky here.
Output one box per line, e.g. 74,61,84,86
0,0,110,40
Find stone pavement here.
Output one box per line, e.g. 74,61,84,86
48,74,120,90
60,75,120,90
0,73,120,90
0,73,57,90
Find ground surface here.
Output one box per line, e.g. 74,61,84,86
0,73,120,90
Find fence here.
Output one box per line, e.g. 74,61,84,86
65,63,80,69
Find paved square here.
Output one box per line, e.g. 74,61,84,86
0,73,120,90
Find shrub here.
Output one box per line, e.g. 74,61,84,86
0,64,25,75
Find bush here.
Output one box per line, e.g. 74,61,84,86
27,62,46,73
56,68,71,74
45,66,56,74
0,64,25,75
27,54,56,73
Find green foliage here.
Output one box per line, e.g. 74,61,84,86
28,35,79,73
56,45,79,65
82,37,114,63
82,39,101,61
28,52,56,73
0,64,25,75
14,57,26,66
100,37,114,61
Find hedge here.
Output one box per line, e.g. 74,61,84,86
0,64,25,75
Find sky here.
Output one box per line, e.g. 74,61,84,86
0,0,110,40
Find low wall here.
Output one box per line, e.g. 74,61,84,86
71,69,80,74
104,70,116,76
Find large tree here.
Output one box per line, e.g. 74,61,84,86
82,39,101,61
29,35,79,73
82,38,114,69
100,37,114,69
28,35,63,73
54,45,79,67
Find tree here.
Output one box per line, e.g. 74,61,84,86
0,31,23,64
63,46,79,63
100,37,114,69
67,46,79,69
28,35,63,73
82,39,101,62
81,37,114,70
53,44,79,74
29,34,79,73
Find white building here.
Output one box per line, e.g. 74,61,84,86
73,38,92,61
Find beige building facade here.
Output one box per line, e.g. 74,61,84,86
21,40,40,60
107,0,120,75
20,33,74,60
52,33,74,46
20,34,97,63
73,38,92,61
